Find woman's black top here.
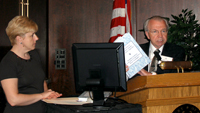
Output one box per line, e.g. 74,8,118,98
0,50,46,113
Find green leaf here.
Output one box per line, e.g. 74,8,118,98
171,15,179,20
182,9,188,13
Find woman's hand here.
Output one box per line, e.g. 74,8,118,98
41,89,62,99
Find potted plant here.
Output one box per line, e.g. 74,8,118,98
167,9,200,71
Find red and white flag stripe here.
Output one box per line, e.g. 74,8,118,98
109,0,132,43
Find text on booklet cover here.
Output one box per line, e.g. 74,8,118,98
114,33,151,78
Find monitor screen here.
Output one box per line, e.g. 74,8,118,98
72,43,127,106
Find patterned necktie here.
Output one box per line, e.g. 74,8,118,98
149,49,161,72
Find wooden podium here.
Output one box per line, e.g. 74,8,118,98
115,72,200,113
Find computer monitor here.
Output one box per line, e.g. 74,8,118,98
72,43,127,106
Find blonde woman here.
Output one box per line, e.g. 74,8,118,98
0,16,62,113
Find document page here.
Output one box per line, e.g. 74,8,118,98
125,42,142,66
114,33,151,78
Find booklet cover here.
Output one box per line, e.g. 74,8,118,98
114,33,151,79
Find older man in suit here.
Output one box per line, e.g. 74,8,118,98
138,16,185,76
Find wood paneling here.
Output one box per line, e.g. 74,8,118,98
0,0,19,46
48,0,113,96
1,0,200,106
29,0,48,73
0,0,48,74
48,0,200,97
133,0,200,44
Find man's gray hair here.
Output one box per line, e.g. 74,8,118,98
144,16,169,31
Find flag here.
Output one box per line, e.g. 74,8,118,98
109,0,132,43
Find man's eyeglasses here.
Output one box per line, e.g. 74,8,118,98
148,30,168,35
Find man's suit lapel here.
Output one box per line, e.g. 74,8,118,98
142,43,150,71
161,43,170,56
143,43,150,56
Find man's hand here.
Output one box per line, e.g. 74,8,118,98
138,69,156,76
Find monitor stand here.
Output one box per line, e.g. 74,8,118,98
81,78,116,111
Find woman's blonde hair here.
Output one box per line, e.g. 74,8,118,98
6,16,38,46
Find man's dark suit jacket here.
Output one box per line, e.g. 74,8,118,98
140,42,185,74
